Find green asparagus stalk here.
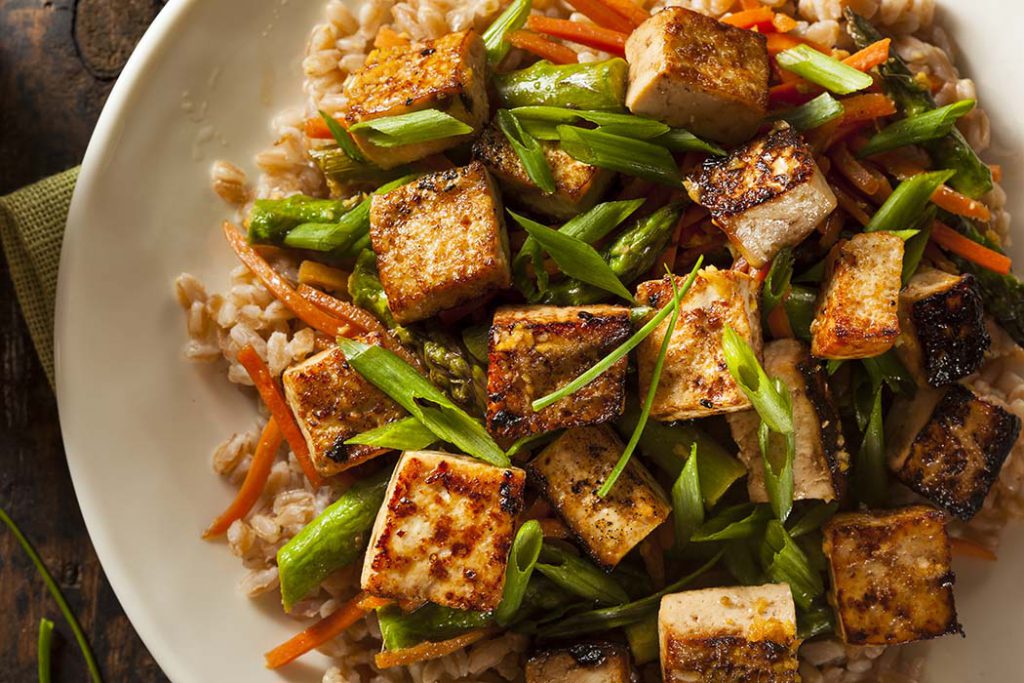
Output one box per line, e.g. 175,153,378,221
494,59,629,112
309,145,410,190
377,603,493,651
247,195,353,244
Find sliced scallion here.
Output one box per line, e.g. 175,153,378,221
654,128,727,156
902,207,936,284
497,109,555,194
787,501,839,538
776,45,873,95
772,93,845,132
721,327,793,435
494,520,543,625
349,110,473,148
757,380,797,523
858,99,976,158
344,415,438,450
511,106,671,139
762,248,794,313
557,125,683,186
762,520,824,610
864,169,954,233
38,618,54,683
854,386,887,507
536,543,629,605
691,504,771,542
318,109,365,162
482,0,532,65
672,444,704,547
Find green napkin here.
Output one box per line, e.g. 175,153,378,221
0,167,80,389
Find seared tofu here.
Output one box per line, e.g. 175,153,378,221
635,268,761,421
528,425,671,569
896,269,990,387
886,384,1020,520
822,506,959,645
728,340,849,503
361,450,526,611
487,305,631,440
810,231,904,360
691,123,837,268
473,121,613,220
659,584,799,683
282,338,405,477
342,31,487,168
526,643,633,683
370,162,512,324
625,7,769,144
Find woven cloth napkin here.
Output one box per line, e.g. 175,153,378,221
0,167,80,389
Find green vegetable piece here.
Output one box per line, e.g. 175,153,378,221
654,128,726,156
761,520,824,610
901,209,935,284
38,617,54,683
511,106,671,139
536,543,630,605
854,386,887,507
344,416,438,450
494,59,629,111
798,604,836,639
482,0,532,64
672,444,704,547
722,327,794,435
462,323,490,364
723,540,764,586
757,379,797,523
318,109,365,162
865,170,954,234
558,125,683,186
786,501,838,538
762,248,795,313
378,602,492,651
495,520,544,625
308,146,408,187
859,99,975,158
692,504,771,542
783,285,817,341
349,109,473,148
625,616,660,665
772,93,845,132
497,109,556,194
776,44,873,95
247,195,349,244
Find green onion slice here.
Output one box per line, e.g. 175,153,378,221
511,106,671,139
557,125,683,186
762,248,794,313
762,520,824,610
345,416,438,450
495,520,543,625
902,208,936,284
757,379,797,523
482,0,532,65
38,617,54,683
854,386,887,507
497,109,556,194
536,543,630,605
859,99,976,158
864,169,954,233
691,504,771,542
772,93,845,131
349,110,473,148
672,444,704,547
787,501,839,538
722,327,794,435
776,45,873,95
318,109,365,162
654,128,727,156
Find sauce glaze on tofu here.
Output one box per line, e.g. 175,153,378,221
526,643,634,683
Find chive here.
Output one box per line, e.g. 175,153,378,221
772,93,845,132
344,415,438,450
654,128,727,156
557,125,683,186
535,543,629,605
757,380,797,522
38,617,54,683
889,228,920,241
776,45,873,95
762,248,794,313
672,444,704,547
318,109,365,162
505,430,561,458
511,106,671,139
482,0,532,65
0,507,102,683
624,616,660,665
338,340,509,467
519,118,562,141
495,520,543,625
497,109,556,194
349,110,473,148
762,520,824,610
854,386,887,506
859,99,976,158
786,501,838,538
722,327,794,435
691,504,771,542
864,169,955,233
902,208,936,284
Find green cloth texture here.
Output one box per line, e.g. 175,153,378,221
0,167,79,389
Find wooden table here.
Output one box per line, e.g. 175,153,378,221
1,1,169,680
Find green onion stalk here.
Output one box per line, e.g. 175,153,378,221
494,59,629,111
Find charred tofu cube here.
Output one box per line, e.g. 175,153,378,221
810,231,904,360
728,340,849,502
659,584,799,683
526,643,634,683
342,31,487,168
529,425,670,569
370,162,512,324
886,384,1020,520
896,269,990,387
473,121,614,220
487,305,631,440
635,268,761,421
691,123,837,268
282,339,405,477
361,450,526,611
625,7,769,144
822,506,959,645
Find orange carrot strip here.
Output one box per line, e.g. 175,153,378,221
594,0,650,28
931,222,1011,275
767,302,794,339
832,143,881,196
203,419,284,539
375,629,496,669
769,81,817,107
265,593,389,669
721,6,774,29
374,26,410,49
539,518,571,539
304,117,334,139
771,12,798,33
842,38,891,73
237,345,323,488
831,182,873,226
297,284,387,336
990,164,1003,182
526,15,627,55
565,0,636,33
932,185,992,222
508,30,579,64
950,536,997,561
740,0,760,8
837,93,897,126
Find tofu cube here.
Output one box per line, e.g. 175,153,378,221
691,123,837,268
473,121,614,220
625,7,769,144
635,267,762,421
896,269,990,387
886,384,1021,520
526,643,634,683
659,584,799,683
486,305,631,440
728,340,849,503
810,231,904,360
361,450,526,611
370,162,512,324
282,338,405,477
342,31,488,168
822,506,959,645
528,425,671,569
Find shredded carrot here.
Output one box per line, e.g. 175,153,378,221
721,6,774,29
237,345,323,488
526,15,627,55
771,12,799,33
592,0,650,28
303,117,334,139
539,518,571,539
374,26,410,49
298,260,351,294
565,0,636,33
508,30,579,65
932,185,992,222
990,164,1003,182
931,222,1011,275
837,93,897,127
740,0,760,8
203,419,284,539
265,593,389,669
375,629,497,669
767,302,794,339
296,284,386,336
832,143,882,196
949,536,997,562
769,81,817,107
841,38,891,72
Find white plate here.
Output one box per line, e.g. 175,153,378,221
55,1,1024,681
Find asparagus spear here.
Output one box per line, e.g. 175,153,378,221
309,145,410,192
377,603,493,651
494,59,629,112
247,195,353,244
844,9,992,198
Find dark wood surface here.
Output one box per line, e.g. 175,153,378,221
0,1,168,680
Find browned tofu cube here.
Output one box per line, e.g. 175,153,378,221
342,31,487,168
810,231,904,360
526,643,634,683
625,7,769,144
691,123,837,268
529,425,671,569
635,267,761,421
473,121,614,220
728,340,849,502
887,384,1020,520
822,506,959,645
361,450,526,612
282,338,405,477
370,162,512,324
659,584,799,683
896,269,990,387
486,305,631,440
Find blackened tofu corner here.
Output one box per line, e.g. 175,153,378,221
692,123,837,268
526,643,634,683
361,450,526,612
370,162,512,324
625,6,769,144
822,506,959,645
